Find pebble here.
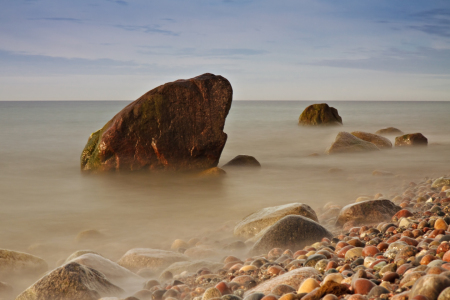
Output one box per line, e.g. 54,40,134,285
297,278,319,294
202,288,222,300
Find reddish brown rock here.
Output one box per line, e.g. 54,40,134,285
442,250,450,262
362,246,379,257
215,282,231,295
420,254,437,265
298,103,342,126
337,245,355,258
335,199,401,227
399,237,419,246
437,242,450,255
395,133,428,147
382,271,400,283
81,73,233,172
435,219,448,230
394,209,414,219
353,278,376,295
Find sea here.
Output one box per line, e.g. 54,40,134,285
1,100,449,271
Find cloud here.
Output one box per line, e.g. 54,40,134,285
309,47,450,75
115,25,179,36
0,50,153,76
409,8,450,38
138,46,267,58
28,17,84,23
206,48,267,57
107,0,128,5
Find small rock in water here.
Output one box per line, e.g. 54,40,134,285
76,229,105,243
249,215,332,255
222,155,261,168
68,253,142,286
198,167,227,177
351,131,392,149
0,248,48,279
395,133,428,147
234,203,318,239
335,199,400,227
298,103,343,126
326,132,380,154
375,127,404,136
15,262,124,300
117,248,189,273
373,170,394,176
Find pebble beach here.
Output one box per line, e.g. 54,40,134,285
2,174,450,300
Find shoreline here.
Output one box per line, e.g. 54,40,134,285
3,174,450,300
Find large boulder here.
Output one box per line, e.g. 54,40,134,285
0,249,47,279
335,199,401,227
117,249,189,273
298,103,342,126
375,127,403,136
15,262,124,300
249,215,333,256
81,73,233,172
245,267,319,295
351,131,392,149
395,133,428,147
234,203,318,239
326,131,380,154
69,253,143,287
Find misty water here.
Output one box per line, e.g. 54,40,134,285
1,100,450,294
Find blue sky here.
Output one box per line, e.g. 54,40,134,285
1,0,449,100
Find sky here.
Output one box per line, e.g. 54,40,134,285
1,0,450,101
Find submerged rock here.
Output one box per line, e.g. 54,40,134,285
249,215,332,255
0,249,47,279
335,199,401,227
395,133,428,147
234,203,318,239
117,248,189,273
81,73,233,173
198,167,227,177
222,155,261,168
65,250,101,263
326,132,380,154
351,131,392,149
68,253,142,285
298,103,342,126
375,127,403,136
15,262,124,300
162,260,223,276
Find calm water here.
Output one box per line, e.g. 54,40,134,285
1,100,450,269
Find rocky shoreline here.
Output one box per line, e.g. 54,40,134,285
1,175,450,300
